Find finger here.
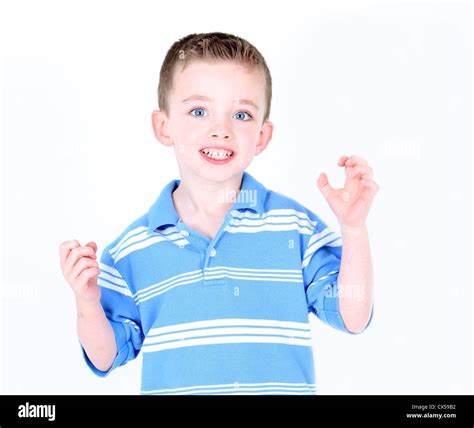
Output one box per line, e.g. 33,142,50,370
70,257,99,283
60,239,80,267
344,154,368,167
345,165,373,180
63,246,97,278
316,172,334,199
361,179,380,195
337,155,350,166
75,267,101,294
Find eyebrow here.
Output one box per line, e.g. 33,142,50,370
182,95,259,110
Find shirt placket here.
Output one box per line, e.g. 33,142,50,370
175,213,233,287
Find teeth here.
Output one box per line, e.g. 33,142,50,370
201,148,234,159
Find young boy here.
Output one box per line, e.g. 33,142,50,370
60,32,379,395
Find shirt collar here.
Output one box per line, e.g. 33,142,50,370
147,170,267,233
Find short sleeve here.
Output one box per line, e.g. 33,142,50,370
302,215,373,334
80,245,144,376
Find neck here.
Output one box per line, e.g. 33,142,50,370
173,171,244,217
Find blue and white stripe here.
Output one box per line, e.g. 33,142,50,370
142,382,317,395
109,226,189,263
132,267,303,305
143,318,312,353
225,209,316,235
98,262,132,296
80,171,358,396
302,227,342,268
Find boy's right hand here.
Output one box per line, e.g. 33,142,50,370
60,240,101,305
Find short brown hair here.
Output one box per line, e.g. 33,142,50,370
158,32,272,123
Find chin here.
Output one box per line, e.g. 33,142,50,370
197,168,243,183
178,152,253,182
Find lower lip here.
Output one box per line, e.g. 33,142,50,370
199,150,235,165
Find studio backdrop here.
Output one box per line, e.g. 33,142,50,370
0,0,471,394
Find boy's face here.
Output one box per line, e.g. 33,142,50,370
152,60,273,183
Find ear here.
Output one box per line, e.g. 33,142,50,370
151,110,174,147
255,121,274,156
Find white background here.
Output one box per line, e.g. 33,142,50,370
0,0,472,394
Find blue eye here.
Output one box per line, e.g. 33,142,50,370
190,108,208,117
234,111,253,121
189,107,253,121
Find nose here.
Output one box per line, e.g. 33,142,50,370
209,118,232,140
210,129,231,140
211,132,230,139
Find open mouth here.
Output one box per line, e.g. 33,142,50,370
200,148,234,160
199,147,236,164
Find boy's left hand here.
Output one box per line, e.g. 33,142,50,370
316,154,380,228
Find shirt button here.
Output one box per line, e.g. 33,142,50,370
210,248,217,257
181,230,189,237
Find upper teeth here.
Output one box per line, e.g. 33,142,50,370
201,148,233,159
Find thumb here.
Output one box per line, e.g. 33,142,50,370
316,172,333,199
85,242,98,253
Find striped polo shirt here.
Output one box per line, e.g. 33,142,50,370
80,171,373,395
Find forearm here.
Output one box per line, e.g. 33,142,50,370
337,224,374,333
76,298,117,371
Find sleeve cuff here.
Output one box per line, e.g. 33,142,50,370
80,320,129,377
315,281,374,335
